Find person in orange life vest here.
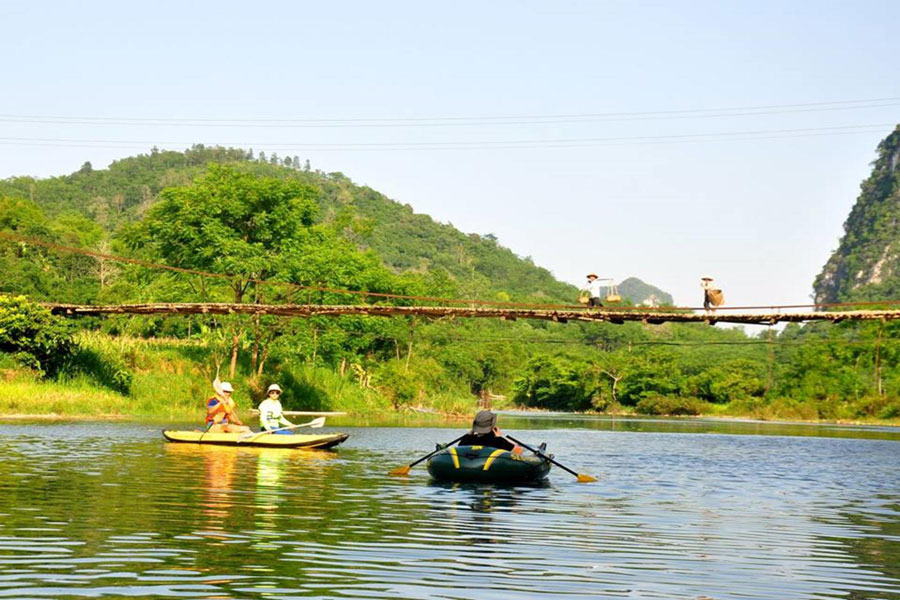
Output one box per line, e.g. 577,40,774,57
457,410,523,454
205,381,251,433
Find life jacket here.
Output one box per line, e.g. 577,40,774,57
258,398,283,431
205,396,232,425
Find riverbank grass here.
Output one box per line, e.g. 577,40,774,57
0,375,128,417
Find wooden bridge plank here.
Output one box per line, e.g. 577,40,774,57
41,302,900,326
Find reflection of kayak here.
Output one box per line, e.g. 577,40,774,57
427,445,551,484
162,430,349,449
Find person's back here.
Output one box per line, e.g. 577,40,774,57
457,409,521,454
458,430,515,451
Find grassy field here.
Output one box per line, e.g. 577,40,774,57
0,332,477,420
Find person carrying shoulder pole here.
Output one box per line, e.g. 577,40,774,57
258,384,294,434
582,273,604,308
701,276,724,313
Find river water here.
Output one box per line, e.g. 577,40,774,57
0,415,898,599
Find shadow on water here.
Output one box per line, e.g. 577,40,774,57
321,411,900,442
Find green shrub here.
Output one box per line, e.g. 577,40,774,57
0,295,74,376
590,392,623,414
877,402,900,420
375,361,425,409
63,346,133,395
512,355,597,411
635,395,707,416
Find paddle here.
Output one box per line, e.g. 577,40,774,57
506,435,597,483
237,417,327,443
389,434,466,476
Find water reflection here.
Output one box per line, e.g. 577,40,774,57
0,422,897,599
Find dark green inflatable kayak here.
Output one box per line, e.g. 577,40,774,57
426,445,551,484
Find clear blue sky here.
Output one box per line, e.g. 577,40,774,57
2,0,899,311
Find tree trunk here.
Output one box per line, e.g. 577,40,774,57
229,333,240,378
257,345,270,376
875,321,884,396
405,320,414,372
601,370,622,404
250,313,260,374
764,328,775,396
311,327,318,366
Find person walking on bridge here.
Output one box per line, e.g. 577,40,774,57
582,273,604,308
701,276,723,312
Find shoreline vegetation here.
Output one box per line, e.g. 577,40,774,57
3,147,900,427
2,342,898,427
0,370,900,427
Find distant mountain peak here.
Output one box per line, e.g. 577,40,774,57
618,277,673,306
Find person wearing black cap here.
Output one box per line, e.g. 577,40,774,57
457,410,522,454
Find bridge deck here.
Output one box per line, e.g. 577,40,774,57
44,302,900,325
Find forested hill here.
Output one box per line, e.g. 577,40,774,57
618,277,673,306
815,125,900,303
3,146,900,423
0,146,574,303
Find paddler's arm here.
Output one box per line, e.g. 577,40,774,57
207,399,226,424
494,427,523,455
225,400,245,426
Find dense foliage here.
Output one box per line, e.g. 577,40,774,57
0,295,74,376
815,125,900,303
1,145,899,421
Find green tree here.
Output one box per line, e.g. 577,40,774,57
126,165,319,375
0,295,74,376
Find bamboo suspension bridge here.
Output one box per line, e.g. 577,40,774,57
4,230,900,326
43,301,900,326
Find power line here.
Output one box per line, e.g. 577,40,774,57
280,327,900,348
0,123,892,152
4,230,900,314
1,97,898,128
0,230,576,310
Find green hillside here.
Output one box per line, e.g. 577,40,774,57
0,146,574,304
814,125,900,303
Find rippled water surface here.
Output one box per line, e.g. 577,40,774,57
1,417,899,599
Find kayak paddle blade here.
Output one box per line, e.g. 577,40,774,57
389,465,411,476
576,473,598,483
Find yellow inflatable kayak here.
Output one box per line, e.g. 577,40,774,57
162,430,349,449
